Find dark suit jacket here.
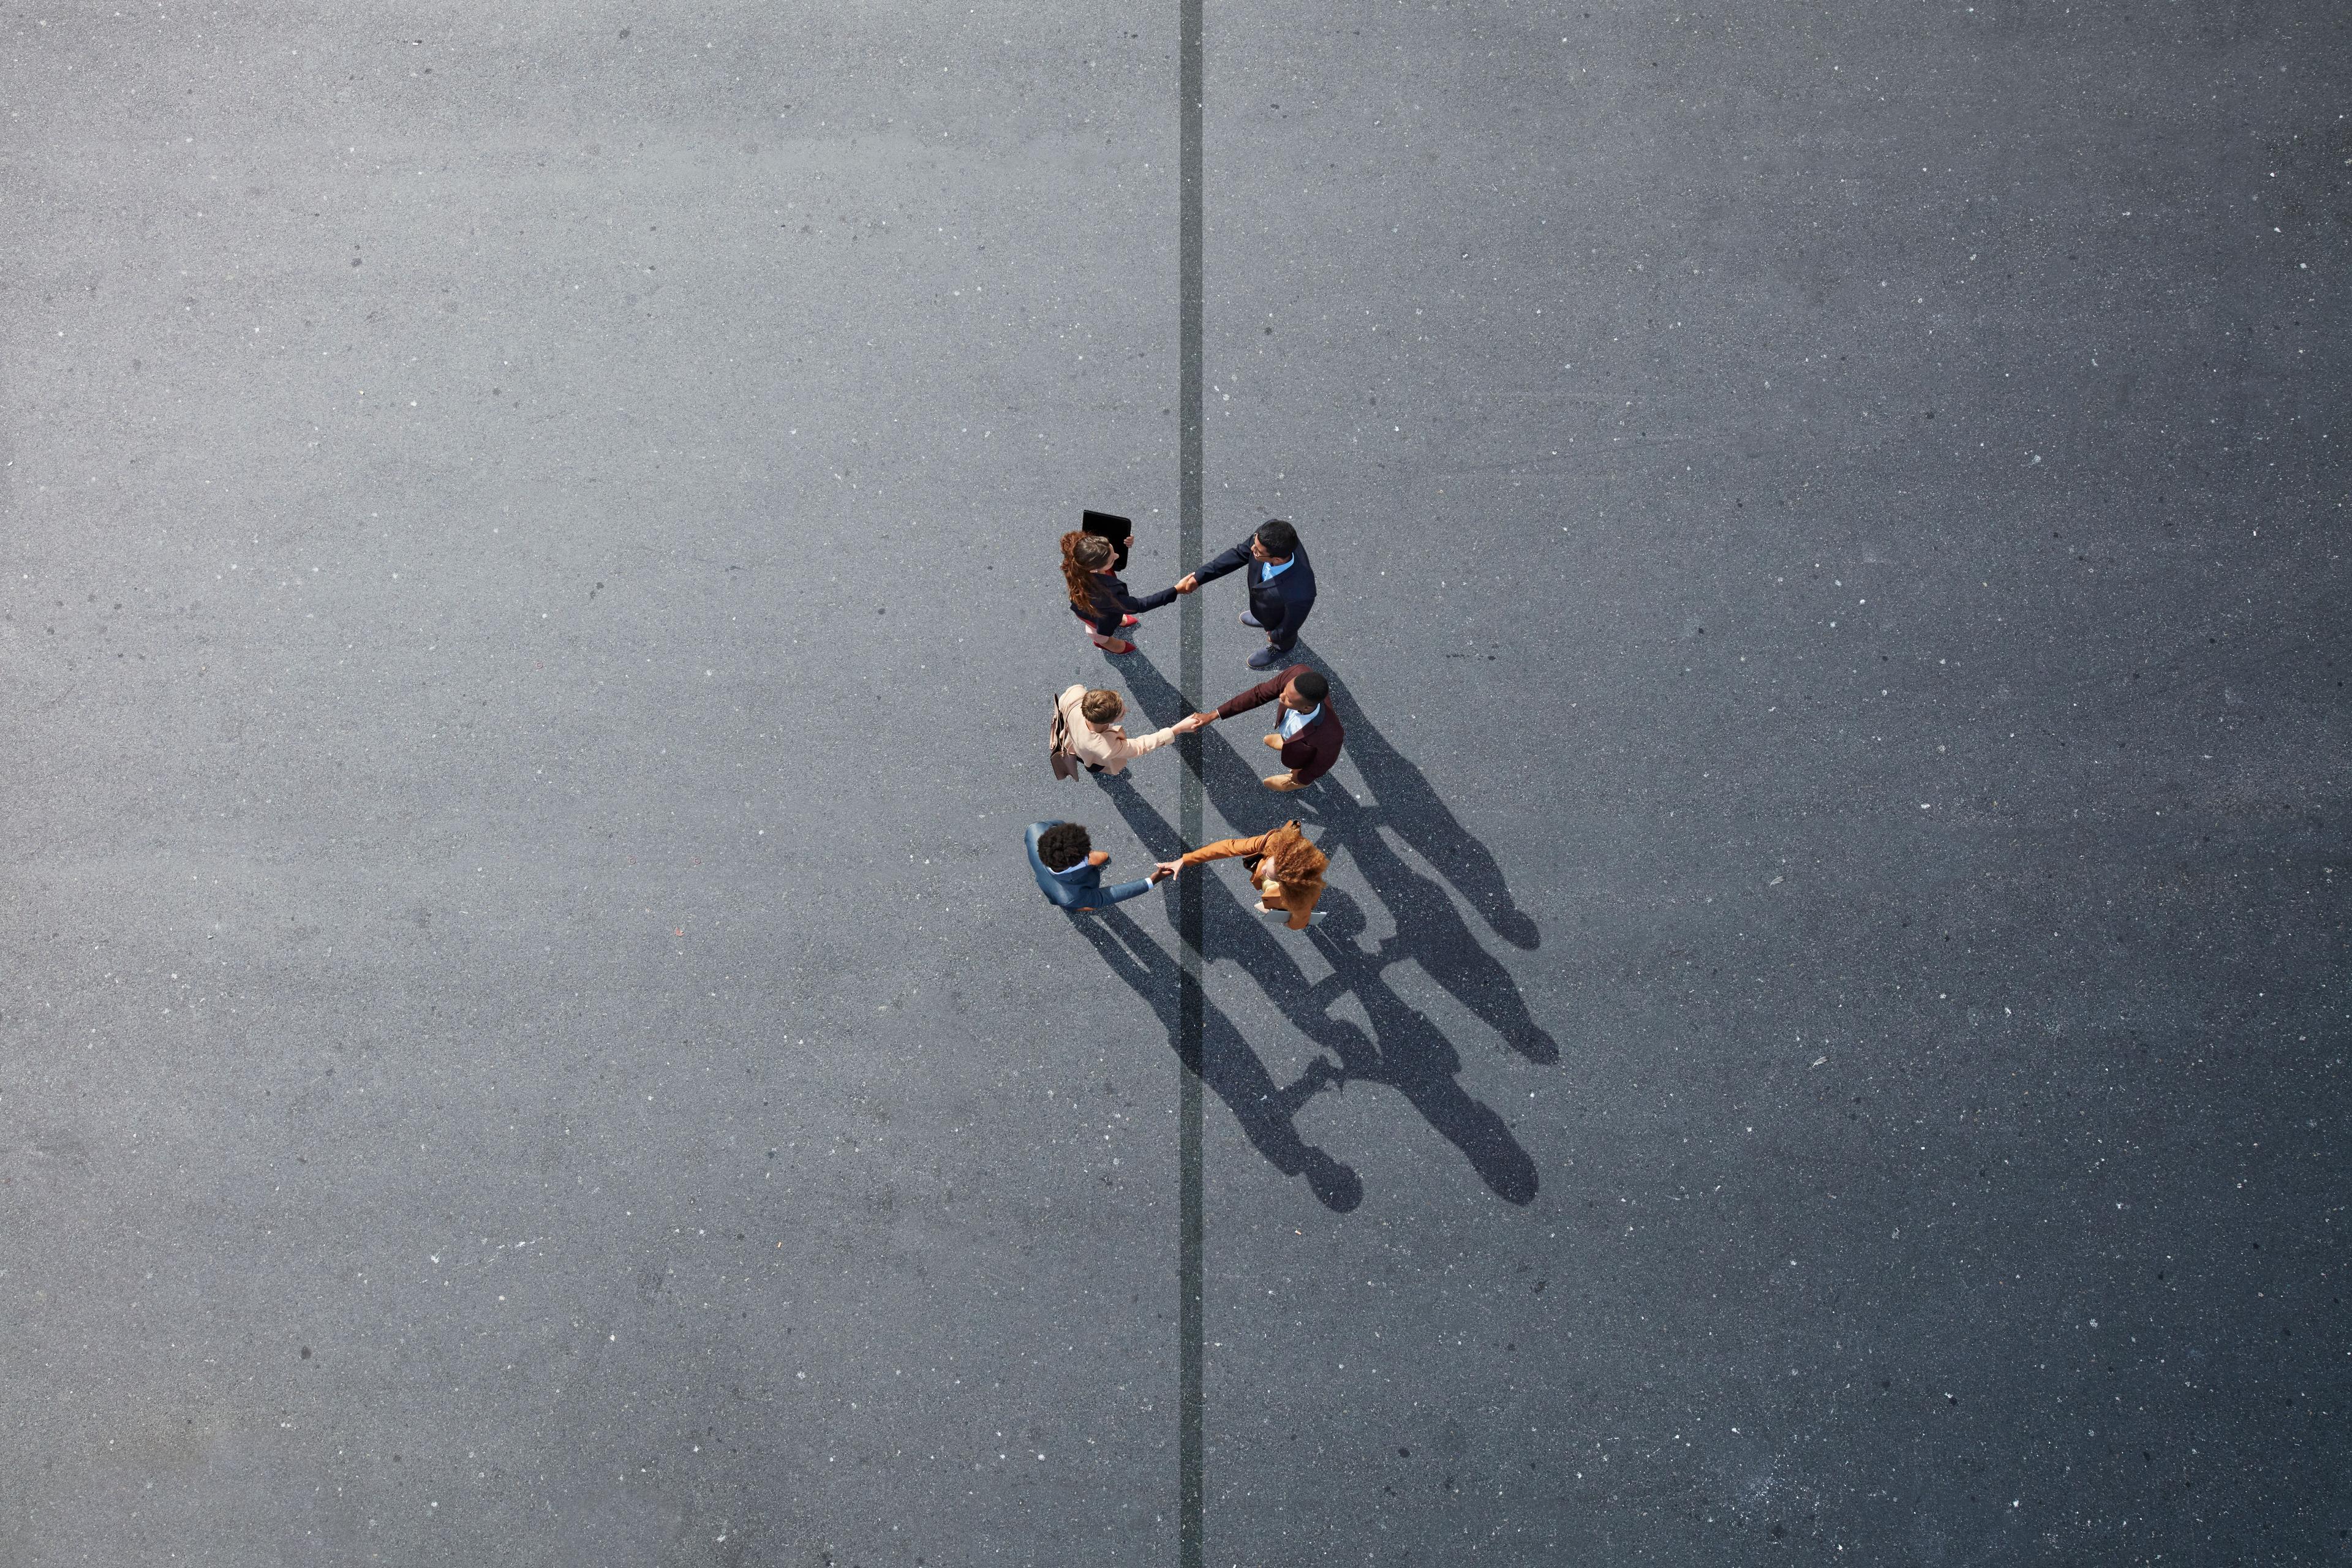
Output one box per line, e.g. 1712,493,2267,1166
1215,666,1345,786
1193,535,1315,647
1074,570,1178,636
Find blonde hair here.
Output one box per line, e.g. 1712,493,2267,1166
1079,688,1125,723
1061,532,1113,611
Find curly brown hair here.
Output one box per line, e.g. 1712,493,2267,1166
1061,531,1112,612
1260,823,1328,887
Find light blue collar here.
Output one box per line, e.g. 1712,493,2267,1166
1259,554,1295,581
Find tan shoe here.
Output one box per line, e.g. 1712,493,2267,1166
1263,772,1304,791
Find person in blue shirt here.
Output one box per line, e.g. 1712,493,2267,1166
1025,821,1165,911
1176,518,1316,669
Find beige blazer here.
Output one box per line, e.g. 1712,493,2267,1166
1055,684,1180,777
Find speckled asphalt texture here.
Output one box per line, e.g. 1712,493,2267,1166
4,2,2346,1564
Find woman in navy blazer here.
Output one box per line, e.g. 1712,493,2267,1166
1062,531,1177,655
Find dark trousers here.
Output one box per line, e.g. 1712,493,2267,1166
1250,588,1305,652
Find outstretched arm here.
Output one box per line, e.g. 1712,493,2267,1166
1116,579,1180,616
1212,670,1294,720
1186,536,1254,588
1117,721,1186,760
1178,831,1273,869
1078,874,1157,910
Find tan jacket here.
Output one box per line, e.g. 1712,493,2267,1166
1180,820,1328,929
1055,684,1180,777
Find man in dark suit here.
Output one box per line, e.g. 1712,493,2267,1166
1177,518,1316,669
1193,666,1343,792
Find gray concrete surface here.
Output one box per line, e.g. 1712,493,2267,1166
4,2,2346,1564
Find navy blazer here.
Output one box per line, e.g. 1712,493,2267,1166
1074,570,1178,636
1193,535,1315,647
1025,822,1153,910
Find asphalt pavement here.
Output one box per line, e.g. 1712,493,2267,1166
3,2,2346,1564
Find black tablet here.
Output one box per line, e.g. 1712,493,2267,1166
1082,509,1134,573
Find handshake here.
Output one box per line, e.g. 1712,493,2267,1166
1172,709,1221,735
1172,573,1201,595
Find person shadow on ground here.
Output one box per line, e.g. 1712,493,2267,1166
1292,644,1542,954
1073,904,1366,1213
1078,649,1551,1205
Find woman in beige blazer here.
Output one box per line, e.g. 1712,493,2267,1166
1054,685,1207,777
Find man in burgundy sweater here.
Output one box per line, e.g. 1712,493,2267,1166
1192,665,1344,792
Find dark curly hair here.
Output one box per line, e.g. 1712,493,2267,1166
1037,821,1092,872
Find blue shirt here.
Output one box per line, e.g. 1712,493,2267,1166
1278,703,1321,740
1193,532,1315,646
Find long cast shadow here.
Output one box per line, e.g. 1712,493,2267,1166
1115,649,1559,1066
1071,903,1364,1213
1093,765,1540,1204
1120,643,1541,951
1287,778,1559,1066
1297,641,1542,951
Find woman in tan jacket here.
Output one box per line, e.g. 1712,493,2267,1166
1156,820,1329,929
1055,685,1205,777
